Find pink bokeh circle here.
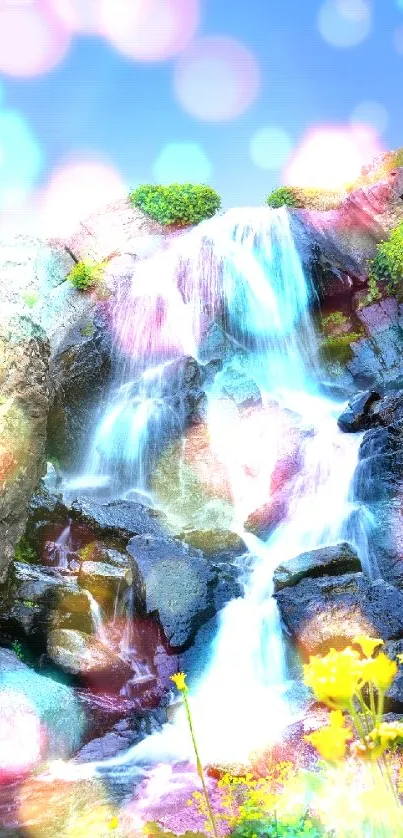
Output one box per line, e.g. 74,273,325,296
39,157,127,238
99,0,199,62
0,0,71,78
174,35,260,122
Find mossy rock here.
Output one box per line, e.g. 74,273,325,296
266,185,344,211
320,332,363,364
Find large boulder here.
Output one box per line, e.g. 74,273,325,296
70,497,169,541
273,543,361,592
0,318,50,583
291,169,403,302
126,534,241,649
275,572,403,655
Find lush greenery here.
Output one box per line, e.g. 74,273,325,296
367,220,403,300
321,312,350,333
266,187,343,211
67,259,106,291
130,183,221,227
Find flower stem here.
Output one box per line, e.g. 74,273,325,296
182,692,219,838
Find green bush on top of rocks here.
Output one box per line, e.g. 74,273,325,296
129,183,221,226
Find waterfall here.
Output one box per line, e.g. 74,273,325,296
84,590,108,645
58,206,375,773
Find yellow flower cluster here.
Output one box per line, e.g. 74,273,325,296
303,636,397,711
303,635,402,766
306,710,351,762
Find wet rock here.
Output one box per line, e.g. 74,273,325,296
70,497,168,542
127,535,237,649
347,299,403,388
337,390,381,432
198,322,246,364
275,573,403,655
47,309,112,470
244,493,288,539
273,543,361,592
384,640,403,710
0,563,93,640
176,528,245,557
0,648,85,762
220,365,262,409
74,731,131,763
0,318,50,583
78,560,133,612
47,629,132,689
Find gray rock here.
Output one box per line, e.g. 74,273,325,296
198,322,246,364
70,497,168,541
273,543,361,592
0,318,50,582
220,365,262,409
0,647,85,759
47,309,112,469
0,563,94,637
74,731,131,763
275,573,403,654
337,390,380,432
127,534,237,649
47,628,132,688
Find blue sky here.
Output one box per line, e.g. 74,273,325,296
0,0,402,235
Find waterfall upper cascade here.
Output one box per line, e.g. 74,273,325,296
62,206,376,769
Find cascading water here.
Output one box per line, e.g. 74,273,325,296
59,206,377,774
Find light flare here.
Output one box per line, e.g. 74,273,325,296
284,124,383,189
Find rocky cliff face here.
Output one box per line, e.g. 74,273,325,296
0,318,50,582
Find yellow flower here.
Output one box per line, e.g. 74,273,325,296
397,654,403,665
370,721,403,747
305,710,351,762
303,647,363,709
108,816,119,831
352,634,384,658
170,672,188,692
361,653,397,692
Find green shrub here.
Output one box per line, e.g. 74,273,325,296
129,183,221,226
67,260,105,291
266,186,342,210
368,221,403,299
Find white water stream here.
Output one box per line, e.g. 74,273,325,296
55,207,376,775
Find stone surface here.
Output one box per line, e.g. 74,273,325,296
70,497,169,541
347,299,403,388
78,560,133,612
275,573,403,655
0,562,94,639
273,543,361,592
126,534,240,649
47,628,132,689
291,169,403,301
337,390,381,432
0,319,50,583
46,308,112,469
